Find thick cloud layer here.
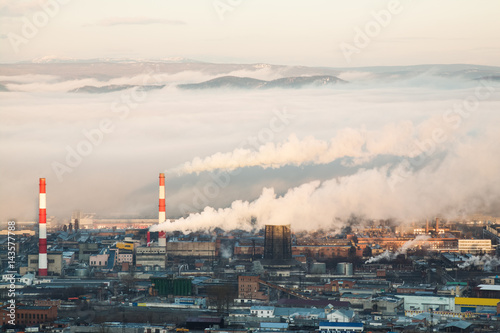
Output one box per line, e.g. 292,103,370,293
1,63,499,232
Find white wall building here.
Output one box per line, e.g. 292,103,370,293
20,273,35,286
396,295,455,311
458,239,492,254
326,310,355,323
250,306,275,318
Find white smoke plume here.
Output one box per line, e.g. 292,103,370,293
171,124,427,175
365,235,431,264
458,254,500,271
152,127,500,234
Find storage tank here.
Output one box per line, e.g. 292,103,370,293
75,268,89,277
336,262,346,275
345,262,353,276
336,262,353,276
311,262,326,274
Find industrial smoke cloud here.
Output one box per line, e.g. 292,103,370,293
1,64,499,229
458,254,500,271
152,126,500,233
365,235,431,264
172,118,458,175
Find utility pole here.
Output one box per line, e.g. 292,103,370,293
428,307,434,333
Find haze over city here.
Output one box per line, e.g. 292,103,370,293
1,0,500,230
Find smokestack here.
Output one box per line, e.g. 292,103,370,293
426,219,429,234
38,178,48,276
158,231,166,247
159,173,166,224
435,217,439,234
147,231,151,247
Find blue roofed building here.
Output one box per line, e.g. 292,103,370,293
259,322,289,331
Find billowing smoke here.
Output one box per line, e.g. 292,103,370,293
1,62,500,225
154,117,500,234
171,121,445,175
365,235,430,264
458,254,500,271
151,127,500,234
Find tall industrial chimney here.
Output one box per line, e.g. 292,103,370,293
158,231,166,247
435,217,440,234
425,219,429,234
38,178,48,276
159,173,166,224
157,173,167,247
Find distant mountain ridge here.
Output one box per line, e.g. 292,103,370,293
178,75,347,90
28,56,203,64
69,84,165,93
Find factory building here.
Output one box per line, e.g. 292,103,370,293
458,239,492,254
396,294,455,311
71,211,157,229
166,241,217,259
27,252,63,276
0,304,57,326
150,277,192,296
78,242,99,262
357,237,458,252
89,252,110,267
237,275,269,302
264,225,292,260
293,244,353,258
455,297,500,314
135,246,166,269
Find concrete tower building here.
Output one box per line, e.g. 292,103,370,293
264,225,292,260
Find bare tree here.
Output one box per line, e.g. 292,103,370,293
207,284,236,314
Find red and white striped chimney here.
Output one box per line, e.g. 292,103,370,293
158,231,166,247
158,173,167,247
38,178,48,276
159,173,166,224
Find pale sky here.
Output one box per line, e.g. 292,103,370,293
1,0,499,66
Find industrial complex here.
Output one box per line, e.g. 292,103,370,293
2,175,500,333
